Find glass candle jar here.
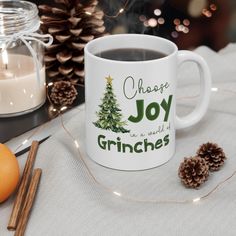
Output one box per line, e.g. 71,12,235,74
0,1,52,117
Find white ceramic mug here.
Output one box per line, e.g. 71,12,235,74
85,34,211,171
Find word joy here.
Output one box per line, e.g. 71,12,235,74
128,95,173,123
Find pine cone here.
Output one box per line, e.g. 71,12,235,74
197,142,226,171
49,81,78,106
178,156,209,188
39,0,106,85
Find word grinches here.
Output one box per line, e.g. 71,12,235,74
98,134,169,153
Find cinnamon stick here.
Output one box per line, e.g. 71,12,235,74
8,141,39,231
15,169,42,236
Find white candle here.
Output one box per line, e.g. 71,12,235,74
0,54,46,116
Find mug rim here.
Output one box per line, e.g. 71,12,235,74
85,34,178,64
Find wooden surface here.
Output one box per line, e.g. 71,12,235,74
0,87,84,143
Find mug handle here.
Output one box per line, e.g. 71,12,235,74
175,50,212,129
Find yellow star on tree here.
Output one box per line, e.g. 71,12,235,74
105,75,113,85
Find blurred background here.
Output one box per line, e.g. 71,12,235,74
32,0,236,51
99,0,235,51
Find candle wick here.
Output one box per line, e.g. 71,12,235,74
5,64,8,70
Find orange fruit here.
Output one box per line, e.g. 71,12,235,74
0,143,20,203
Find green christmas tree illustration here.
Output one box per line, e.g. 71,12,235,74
93,75,130,133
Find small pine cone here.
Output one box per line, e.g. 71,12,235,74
178,156,209,188
197,142,226,171
49,81,78,107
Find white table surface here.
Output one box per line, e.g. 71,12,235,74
1,44,236,236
